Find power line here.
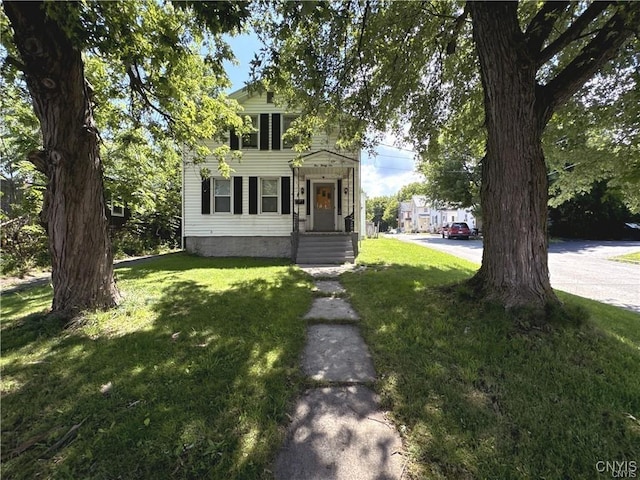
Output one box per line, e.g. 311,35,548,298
367,152,417,160
362,164,420,172
378,143,416,153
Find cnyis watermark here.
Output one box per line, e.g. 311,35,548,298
596,461,637,478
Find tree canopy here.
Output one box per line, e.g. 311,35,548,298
420,42,640,214
252,0,639,199
253,0,640,311
2,0,251,315
396,182,428,202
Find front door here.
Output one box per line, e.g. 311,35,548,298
314,183,335,231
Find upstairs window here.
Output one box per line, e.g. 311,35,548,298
242,116,258,149
282,115,298,149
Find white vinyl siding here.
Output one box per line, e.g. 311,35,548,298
229,93,342,151
183,89,361,238
183,154,293,237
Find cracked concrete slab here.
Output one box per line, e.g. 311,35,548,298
274,386,405,480
304,297,360,321
297,264,362,278
303,324,376,382
312,280,346,295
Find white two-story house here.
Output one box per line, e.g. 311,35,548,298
398,195,478,233
182,88,361,263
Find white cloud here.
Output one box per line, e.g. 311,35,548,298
361,164,422,197
361,147,423,197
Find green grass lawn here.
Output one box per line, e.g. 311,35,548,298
3,244,639,479
341,238,640,479
1,253,313,479
611,251,640,264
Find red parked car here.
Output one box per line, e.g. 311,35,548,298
442,222,471,240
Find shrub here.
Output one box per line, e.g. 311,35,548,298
0,215,49,276
111,214,181,258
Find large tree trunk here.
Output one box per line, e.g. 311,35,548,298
4,1,121,317
469,2,558,310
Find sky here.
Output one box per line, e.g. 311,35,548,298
223,33,422,198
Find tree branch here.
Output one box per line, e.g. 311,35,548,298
525,1,570,55
542,2,640,115
125,63,175,126
446,3,470,55
5,55,28,73
356,0,373,114
423,3,458,22
536,1,613,67
28,149,48,174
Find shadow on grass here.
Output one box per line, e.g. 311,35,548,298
341,261,640,479
0,286,52,320
1,257,312,480
114,252,294,282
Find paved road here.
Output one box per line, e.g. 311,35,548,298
393,234,640,313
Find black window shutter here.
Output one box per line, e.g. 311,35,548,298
281,176,291,214
260,114,269,150
271,113,281,150
249,177,258,214
201,178,211,214
306,180,311,215
337,179,342,215
230,129,239,150
233,177,243,214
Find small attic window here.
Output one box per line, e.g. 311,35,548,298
266,91,274,103
110,196,125,217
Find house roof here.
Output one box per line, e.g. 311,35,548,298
292,149,359,176
229,86,300,116
228,86,252,102
299,149,359,164
411,195,429,207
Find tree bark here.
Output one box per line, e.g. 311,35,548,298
469,2,557,309
4,1,121,317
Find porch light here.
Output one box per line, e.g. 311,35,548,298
344,187,348,195
300,187,305,194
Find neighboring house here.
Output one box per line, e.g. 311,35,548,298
398,201,411,232
107,196,130,228
398,193,477,233
431,205,477,232
182,88,361,263
410,195,432,232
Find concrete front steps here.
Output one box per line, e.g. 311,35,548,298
296,233,355,264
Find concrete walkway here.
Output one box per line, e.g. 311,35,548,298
275,266,405,479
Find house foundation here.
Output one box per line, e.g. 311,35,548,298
185,236,291,258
